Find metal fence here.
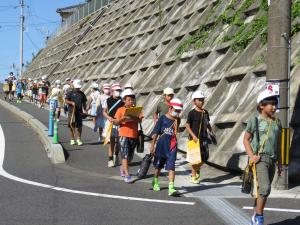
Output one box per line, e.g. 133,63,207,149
48,0,115,42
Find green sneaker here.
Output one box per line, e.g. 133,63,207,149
152,177,160,192
168,182,178,196
70,139,76,145
190,173,201,184
77,139,83,146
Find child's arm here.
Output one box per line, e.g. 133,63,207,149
185,123,198,142
243,131,260,163
150,134,158,155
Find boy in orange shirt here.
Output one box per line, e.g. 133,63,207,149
114,89,142,183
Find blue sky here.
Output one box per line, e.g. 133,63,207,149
0,0,84,81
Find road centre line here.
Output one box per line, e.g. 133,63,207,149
0,124,195,206
243,206,300,213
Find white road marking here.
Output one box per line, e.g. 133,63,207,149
0,124,195,206
243,206,300,213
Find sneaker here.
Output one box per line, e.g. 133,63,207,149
251,215,264,225
120,166,125,177
113,154,120,166
77,139,83,146
168,182,178,196
190,173,201,184
98,136,103,143
152,177,160,192
108,160,114,168
70,139,76,145
124,175,132,183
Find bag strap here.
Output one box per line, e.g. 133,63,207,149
197,111,204,140
257,117,272,155
108,99,121,113
255,117,260,149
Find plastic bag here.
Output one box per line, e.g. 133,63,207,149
186,139,202,165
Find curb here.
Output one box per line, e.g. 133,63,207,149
0,99,65,164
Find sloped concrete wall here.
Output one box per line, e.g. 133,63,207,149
25,0,300,180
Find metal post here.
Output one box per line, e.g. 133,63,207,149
266,0,291,190
19,0,24,79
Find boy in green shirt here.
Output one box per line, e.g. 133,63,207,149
243,89,282,225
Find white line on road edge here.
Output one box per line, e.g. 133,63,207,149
243,206,300,213
0,124,195,206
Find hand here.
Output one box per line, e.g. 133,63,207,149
150,147,155,156
250,155,260,164
71,101,75,107
108,117,114,122
192,135,198,143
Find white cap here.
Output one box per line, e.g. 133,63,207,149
73,79,82,89
28,78,32,81
111,83,122,90
192,90,205,99
90,82,98,89
169,98,183,110
257,89,279,104
102,83,111,89
121,89,135,99
41,75,47,80
124,83,133,89
65,77,71,82
163,87,175,95
55,80,61,84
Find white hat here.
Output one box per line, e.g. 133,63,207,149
257,89,279,104
41,75,47,80
111,83,122,90
90,82,98,89
102,83,111,89
65,77,71,82
124,83,133,89
192,91,205,99
169,98,183,110
121,89,135,99
163,87,175,95
73,79,82,89
28,78,32,81
55,80,61,84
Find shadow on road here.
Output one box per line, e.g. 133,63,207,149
269,216,300,225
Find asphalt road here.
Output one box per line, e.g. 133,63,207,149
0,92,300,225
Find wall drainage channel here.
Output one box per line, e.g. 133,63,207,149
199,197,250,225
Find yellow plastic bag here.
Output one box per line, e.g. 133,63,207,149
250,160,259,198
186,139,202,165
3,84,9,92
104,122,113,145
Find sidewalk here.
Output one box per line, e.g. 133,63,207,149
3,99,300,199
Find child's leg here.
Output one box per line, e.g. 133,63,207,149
168,170,175,183
122,158,129,176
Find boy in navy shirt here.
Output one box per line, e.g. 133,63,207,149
150,98,183,196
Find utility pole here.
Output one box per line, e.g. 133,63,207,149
267,0,291,190
19,0,25,79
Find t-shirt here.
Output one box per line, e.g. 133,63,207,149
152,115,178,158
65,90,87,113
38,81,47,94
155,101,170,117
16,82,23,94
186,109,210,140
245,116,281,159
115,106,139,138
104,96,124,117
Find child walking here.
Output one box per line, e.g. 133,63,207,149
243,89,282,225
150,98,183,196
185,91,213,184
114,89,142,183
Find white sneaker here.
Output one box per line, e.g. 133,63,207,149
108,160,114,168
113,154,120,166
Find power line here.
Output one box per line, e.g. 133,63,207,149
25,32,40,50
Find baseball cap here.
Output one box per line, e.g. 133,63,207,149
257,89,279,104
192,91,205,99
102,83,111,89
124,83,133,89
121,89,135,99
90,82,98,89
169,98,183,110
73,79,82,89
111,83,122,90
163,87,175,95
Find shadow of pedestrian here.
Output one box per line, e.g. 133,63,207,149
269,216,300,225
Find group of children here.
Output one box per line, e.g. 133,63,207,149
2,74,282,224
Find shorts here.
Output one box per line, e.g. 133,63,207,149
28,90,32,97
119,136,137,161
68,111,83,128
256,154,275,197
153,150,177,171
39,93,47,101
110,125,119,139
90,103,97,116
